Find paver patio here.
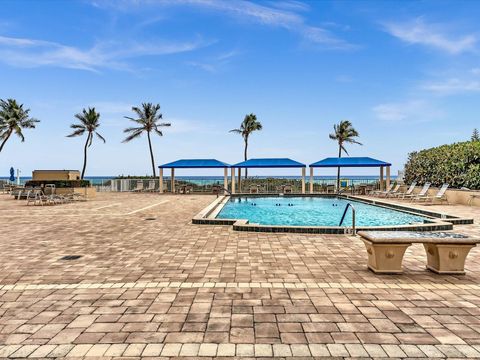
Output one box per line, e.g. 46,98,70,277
1,192,480,358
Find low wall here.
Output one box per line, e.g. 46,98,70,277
403,185,480,206
56,187,96,199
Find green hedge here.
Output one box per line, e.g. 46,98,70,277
404,141,480,189
25,180,91,188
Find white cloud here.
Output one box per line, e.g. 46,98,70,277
422,78,480,95
186,49,241,73
0,35,210,72
383,18,476,54
94,0,354,49
373,100,444,123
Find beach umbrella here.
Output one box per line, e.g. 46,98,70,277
9,167,15,182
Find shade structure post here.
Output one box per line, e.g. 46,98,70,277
301,167,306,194
224,168,228,194
159,168,163,193
171,168,175,193
309,167,314,194
379,166,384,191
231,167,236,194
386,166,391,189
237,168,241,193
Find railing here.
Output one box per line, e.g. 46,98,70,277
96,177,387,193
339,202,356,235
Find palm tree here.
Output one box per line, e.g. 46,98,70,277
123,103,171,177
329,120,362,192
230,113,262,178
0,99,39,153
67,107,105,179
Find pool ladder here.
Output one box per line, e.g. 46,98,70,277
215,186,232,198
339,203,356,235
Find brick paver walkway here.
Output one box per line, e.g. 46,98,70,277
1,192,480,358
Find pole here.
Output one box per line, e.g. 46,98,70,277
237,168,241,193
231,167,236,194
171,168,175,193
386,166,391,189
159,168,164,193
301,167,306,194
379,166,384,191
224,168,228,195
16,169,20,185
309,167,314,194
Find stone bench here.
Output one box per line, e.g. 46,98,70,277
357,231,479,274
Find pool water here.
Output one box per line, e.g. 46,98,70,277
216,196,427,227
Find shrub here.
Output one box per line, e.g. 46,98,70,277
25,180,91,188
404,141,480,189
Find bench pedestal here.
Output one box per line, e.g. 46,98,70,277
362,240,411,274
424,243,476,274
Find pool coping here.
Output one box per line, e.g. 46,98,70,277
192,194,473,234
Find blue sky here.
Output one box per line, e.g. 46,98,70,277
0,0,479,177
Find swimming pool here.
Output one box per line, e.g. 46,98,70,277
216,196,427,227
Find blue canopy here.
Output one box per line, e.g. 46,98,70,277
310,157,391,168
232,158,306,168
159,159,230,169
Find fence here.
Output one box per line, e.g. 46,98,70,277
103,177,385,193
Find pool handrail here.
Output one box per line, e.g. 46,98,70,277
339,202,356,235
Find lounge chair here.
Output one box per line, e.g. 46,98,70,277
132,180,144,192
370,183,394,197
380,184,401,198
26,190,54,206
144,180,156,192
402,182,431,201
392,182,417,199
413,184,449,203
249,185,259,194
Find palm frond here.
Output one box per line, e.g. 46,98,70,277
123,126,143,133
95,132,106,143
14,125,25,142
0,99,39,145
123,102,168,142
88,132,93,147
66,129,85,138
122,130,143,143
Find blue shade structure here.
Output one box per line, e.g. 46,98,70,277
308,157,392,193
158,159,230,193
310,157,391,168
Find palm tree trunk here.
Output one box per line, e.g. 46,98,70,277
244,139,248,179
81,133,90,179
147,131,156,177
336,145,342,193
0,130,13,153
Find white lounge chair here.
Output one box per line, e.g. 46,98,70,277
413,184,449,203
392,182,417,199
132,180,144,192
370,183,394,197
144,180,156,192
379,184,401,198
402,182,431,201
